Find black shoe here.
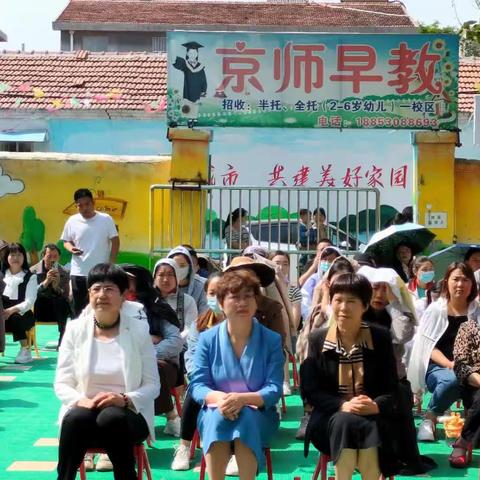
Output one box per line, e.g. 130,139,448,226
295,413,310,440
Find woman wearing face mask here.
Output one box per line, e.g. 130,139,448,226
408,257,436,320
167,246,208,314
172,273,226,471
300,246,341,321
408,262,480,446
153,259,198,438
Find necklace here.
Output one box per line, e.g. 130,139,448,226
94,315,120,330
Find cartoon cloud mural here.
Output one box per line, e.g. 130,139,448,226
0,166,24,198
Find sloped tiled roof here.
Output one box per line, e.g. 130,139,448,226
54,0,416,29
459,59,480,114
0,51,167,110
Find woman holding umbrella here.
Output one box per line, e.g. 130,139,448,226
363,223,435,284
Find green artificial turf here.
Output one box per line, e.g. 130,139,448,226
0,325,477,479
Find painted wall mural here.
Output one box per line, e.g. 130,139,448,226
0,155,171,268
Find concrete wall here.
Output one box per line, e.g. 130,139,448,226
0,153,171,266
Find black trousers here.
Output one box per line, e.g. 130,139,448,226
71,276,88,318
461,387,480,446
180,389,201,442
154,362,179,414
4,312,34,342
57,406,149,480
34,295,71,344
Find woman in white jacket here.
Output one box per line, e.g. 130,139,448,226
54,263,160,480
407,262,480,442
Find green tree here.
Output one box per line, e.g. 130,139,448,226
419,21,458,35
19,206,45,265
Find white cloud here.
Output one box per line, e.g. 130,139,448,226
0,166,24,198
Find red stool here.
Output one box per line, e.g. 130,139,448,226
281,393,287,414
190,429,201,460
78,444,152,480
199,447,273,480
312,453,395,480
289,353,299,389
171,387,183,416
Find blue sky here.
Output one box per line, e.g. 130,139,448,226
1,0,479,52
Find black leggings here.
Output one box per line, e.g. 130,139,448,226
180,389,201,442
57,406,149,480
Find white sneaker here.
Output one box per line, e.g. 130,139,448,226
164,416,181,437
417,419,436,442
283,381,292,396
15,347,32,364
171,444,190,471
83,453,95,472
95,453,113,471
225,455,239,476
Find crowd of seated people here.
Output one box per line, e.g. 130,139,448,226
5,226,480,480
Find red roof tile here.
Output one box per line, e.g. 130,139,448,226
459,59,480,114
54,1,416,29
0,51,167,111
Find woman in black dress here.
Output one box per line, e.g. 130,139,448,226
301,273,400,480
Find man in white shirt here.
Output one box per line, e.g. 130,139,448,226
61,189,120,317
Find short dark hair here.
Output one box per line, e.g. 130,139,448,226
1,243,29,273
330,273,373,307
441,262,478,303
465,247,480,262
216,269,260,303
313,207,326,217
411,256,433,275
299,209,310,216
204,271,223,292
317,238,332,246
326,257,354,281
87,263,129,293
269,250,290,265
74,188,93,202
42,243,61,257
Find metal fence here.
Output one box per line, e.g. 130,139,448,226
149,184,381,269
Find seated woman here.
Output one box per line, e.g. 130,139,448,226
190,269,284,480
451,310,480,466
172,272,226,471
1,242,37,364
408,256,436,320
408,262,480,442
54,263,160,480
301,273,400,480
153,258,198,437
359,266,436,474
123,264,184,437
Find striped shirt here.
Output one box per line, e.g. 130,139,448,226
322,322,373,400
288,285,302,305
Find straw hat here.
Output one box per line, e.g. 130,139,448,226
224,256,275,287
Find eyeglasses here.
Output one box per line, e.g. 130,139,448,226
89,284,120,295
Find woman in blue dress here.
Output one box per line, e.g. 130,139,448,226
190,268,284,480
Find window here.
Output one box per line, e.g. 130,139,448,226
152,36,167,52
0,142,33,152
